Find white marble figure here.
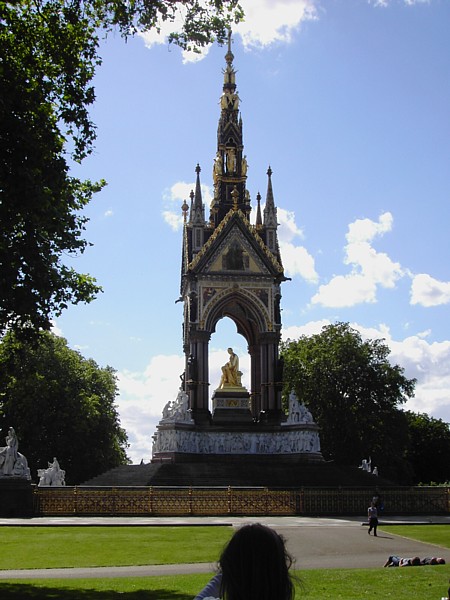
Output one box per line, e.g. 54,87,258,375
359,458,372,473
161,390,193,424
286,390,314,424
0,427,31,479
38,457,65,486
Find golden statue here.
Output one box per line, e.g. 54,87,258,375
219,347,241,389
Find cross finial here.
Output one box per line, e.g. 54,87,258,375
181,199,189,222
225,29,234,66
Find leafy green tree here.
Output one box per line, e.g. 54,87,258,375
0,0,243,335
0,330,129,484
404,411,450,484
281,322,416,482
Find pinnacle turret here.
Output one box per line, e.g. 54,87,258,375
263,166,277,228
210,32,250,226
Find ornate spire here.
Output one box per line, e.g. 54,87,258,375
255,192,262,228
210,32,250,226
194,164,203,210
263,166,277,228
190,164,206,226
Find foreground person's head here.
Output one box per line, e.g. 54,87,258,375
219,523,295,600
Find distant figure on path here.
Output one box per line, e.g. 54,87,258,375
367,500,378,536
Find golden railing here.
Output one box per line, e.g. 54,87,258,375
32,486,450,517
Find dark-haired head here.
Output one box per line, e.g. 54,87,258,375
218,523,295,600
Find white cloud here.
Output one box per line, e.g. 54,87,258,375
162,210,183,232
280,242,319,282
369,0,431,6
236,0,318,49
389,334,450,423
139,0,319,63
117,354,185,463
104,209,114,218
282,319,331,341
312,212,404,307
162,181,213,231
138,5,210,63
277,207,304,242
276,207,318,283
312,273,377,307
346,211,393,244
51,320,63,337
410,273,450,307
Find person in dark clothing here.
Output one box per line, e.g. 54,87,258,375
367,501,378,536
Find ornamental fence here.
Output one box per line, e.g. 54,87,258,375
33,485,450,517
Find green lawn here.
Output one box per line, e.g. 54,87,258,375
1,567,450,599
379,524,450,549
0,526,233,570
0,524,449,599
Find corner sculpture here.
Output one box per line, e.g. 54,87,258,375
38,457,66,487
0,427,31,479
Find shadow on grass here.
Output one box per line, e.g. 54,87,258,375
0,583,192,599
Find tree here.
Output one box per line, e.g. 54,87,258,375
0,330,129,484
0,0,243,335
404,411,450,484
281,322,416,482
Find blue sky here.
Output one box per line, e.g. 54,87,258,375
57,0,450,464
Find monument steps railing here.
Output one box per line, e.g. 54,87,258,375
32,485,450,517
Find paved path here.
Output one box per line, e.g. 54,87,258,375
0,515,448,579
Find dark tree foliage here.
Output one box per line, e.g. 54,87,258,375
281,322,416,483
0,0,243,335
0,330,129,484
404,411,450,484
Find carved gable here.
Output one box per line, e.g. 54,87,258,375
205,226,269,275
188,210,282,277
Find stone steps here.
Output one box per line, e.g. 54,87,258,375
81,460,387,488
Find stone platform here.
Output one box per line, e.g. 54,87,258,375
0,478,34,517
82,457,388,488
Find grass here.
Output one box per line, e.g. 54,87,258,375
1,567,450,599
0,526,233,570
379,524,450,549
0,524,449,598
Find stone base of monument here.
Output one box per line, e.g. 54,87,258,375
0,478,34,518
211,390,253,424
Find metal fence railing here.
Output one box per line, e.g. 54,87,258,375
33,485,450,517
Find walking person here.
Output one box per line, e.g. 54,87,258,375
367,500,378,536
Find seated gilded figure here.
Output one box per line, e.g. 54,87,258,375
219,348,243,389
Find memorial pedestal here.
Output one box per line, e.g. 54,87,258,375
0,478,34,517
212,390,253,424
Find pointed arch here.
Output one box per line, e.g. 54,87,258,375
204,289,269,345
